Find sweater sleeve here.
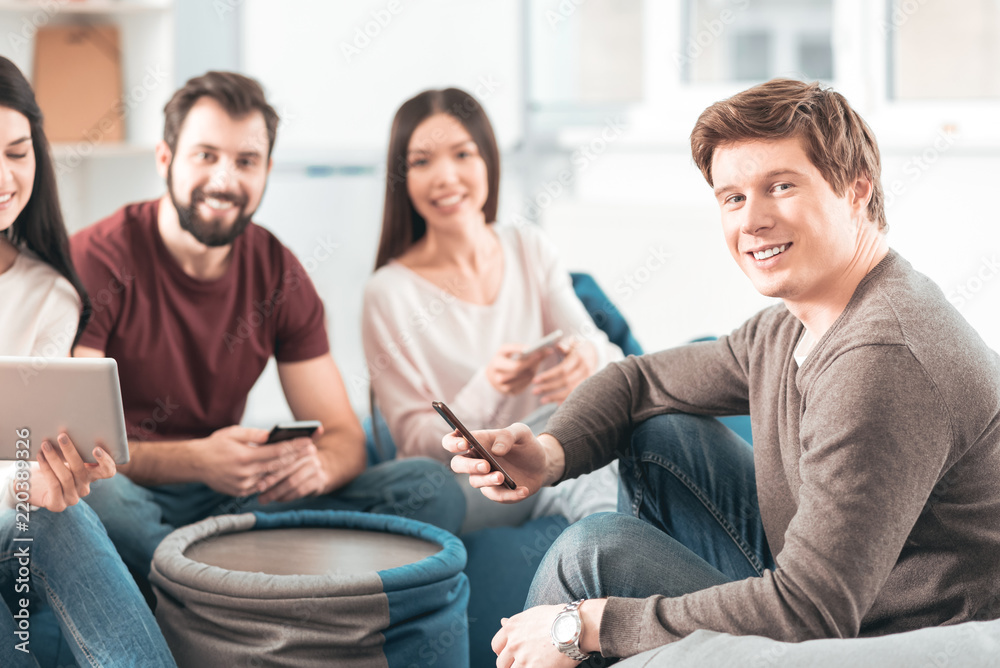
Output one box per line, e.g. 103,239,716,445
362,275,508,462
545,326,754,480
519,225,623,368
597,344,953,657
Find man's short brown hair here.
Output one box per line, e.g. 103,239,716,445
163,71,279,158
690,79,886,231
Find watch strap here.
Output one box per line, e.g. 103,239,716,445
553,599,591,662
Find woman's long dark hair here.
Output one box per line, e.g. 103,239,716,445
0,56,91,346
373,87,501,271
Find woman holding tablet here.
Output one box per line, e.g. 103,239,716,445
0,57,174,666
363,88,622,530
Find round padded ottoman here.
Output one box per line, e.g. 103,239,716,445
149,510,469,667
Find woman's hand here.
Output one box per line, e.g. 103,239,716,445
486,343,553,395
532,339,598,404
443,423,564,503
25,433,116,512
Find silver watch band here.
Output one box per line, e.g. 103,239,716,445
553,599,592,662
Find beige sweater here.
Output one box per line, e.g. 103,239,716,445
545,250,1000,657
363,223,621,461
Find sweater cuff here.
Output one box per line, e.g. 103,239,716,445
543,416,594,483
598,596,647,658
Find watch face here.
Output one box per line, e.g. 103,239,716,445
553,614,579,643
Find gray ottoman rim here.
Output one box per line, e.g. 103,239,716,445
150,511,465,600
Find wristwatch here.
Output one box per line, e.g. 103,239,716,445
551,599,591,662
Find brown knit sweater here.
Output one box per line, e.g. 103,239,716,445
545,250,1000,658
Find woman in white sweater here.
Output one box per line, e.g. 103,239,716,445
0,56,174,667
363,88,621,530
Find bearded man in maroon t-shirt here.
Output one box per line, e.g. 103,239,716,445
71,72,465,579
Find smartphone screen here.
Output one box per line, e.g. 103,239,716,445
432,401,518,490
264,420,321,444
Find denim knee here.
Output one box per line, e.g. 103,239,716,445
527,512,636,607
25,502,106,551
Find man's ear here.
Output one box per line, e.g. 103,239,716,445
267,155,273,177
850,175,874,216
155,140,172,181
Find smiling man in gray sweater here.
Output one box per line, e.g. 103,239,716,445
446,79,1000,666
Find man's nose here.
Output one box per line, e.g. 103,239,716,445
740,195,776,236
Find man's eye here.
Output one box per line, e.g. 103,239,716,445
774,183,793,192
726,194,745,205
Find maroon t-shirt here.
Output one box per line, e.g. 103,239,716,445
71,199,330,441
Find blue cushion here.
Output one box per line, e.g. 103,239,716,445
570,272,644,357
461,515,570,667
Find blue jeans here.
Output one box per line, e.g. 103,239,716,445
527,414,775,656
86,457,466,577
0,502,175,667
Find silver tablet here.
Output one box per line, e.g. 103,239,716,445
0,357,130,464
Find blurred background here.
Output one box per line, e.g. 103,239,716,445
1,0,997,423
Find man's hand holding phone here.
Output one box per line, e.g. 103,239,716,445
255,421,329,504
443,422,565,503
194,423,322,499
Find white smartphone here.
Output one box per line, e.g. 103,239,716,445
514,330,563,360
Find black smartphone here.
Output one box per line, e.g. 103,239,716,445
432,401,518,491
264,420,321,444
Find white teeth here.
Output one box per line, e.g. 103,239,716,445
0,193,11,203
204,197,234,211
753,244,787,261
436,194,462,207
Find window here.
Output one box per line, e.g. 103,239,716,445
682,0,834,84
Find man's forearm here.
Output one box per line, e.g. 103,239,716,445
314,428,367,494
118,439,200,486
